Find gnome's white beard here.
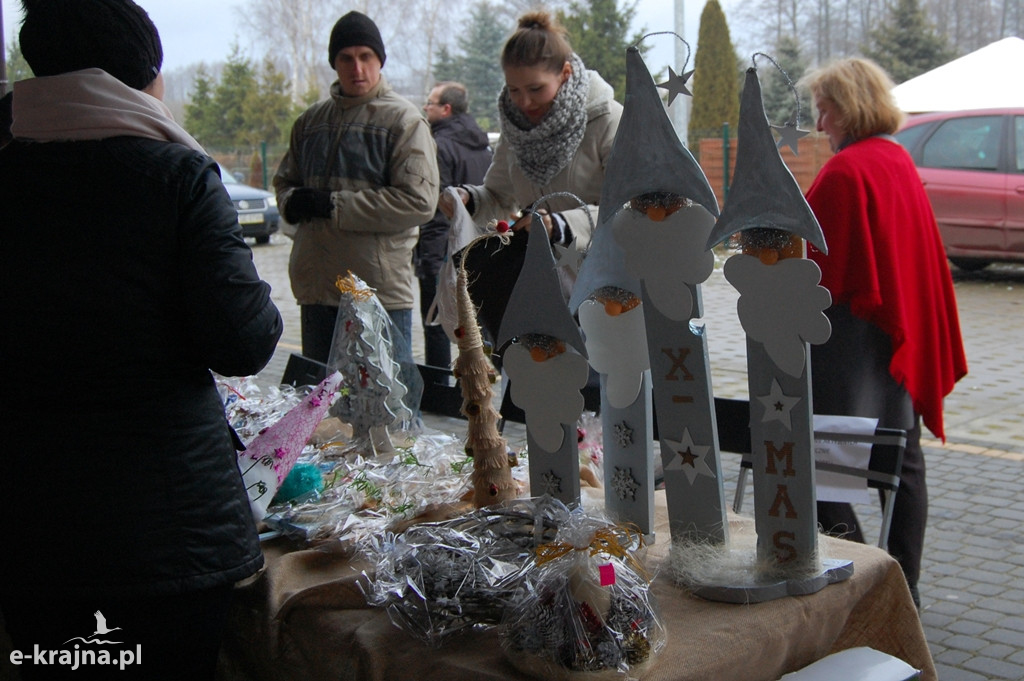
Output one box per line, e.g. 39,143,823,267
503,343,589,452
613,206,716,322
578,299,649,409
724,253,832,377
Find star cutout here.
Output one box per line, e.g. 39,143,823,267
656,66,694,106
663,428,715,485
771,121,810,156
756,378,802,430
540,470,562,497
553,241,583,275
611,467,640,501
613,421,634,448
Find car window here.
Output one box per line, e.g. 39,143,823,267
1016,116,1023,172
921,115,1001,171
894,123,929,152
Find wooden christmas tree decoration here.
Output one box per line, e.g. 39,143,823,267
453,251,517,508
328,273,411,455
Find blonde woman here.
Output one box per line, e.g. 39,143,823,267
801,58,967,607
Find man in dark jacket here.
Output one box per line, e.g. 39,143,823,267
0,2,281,678
418,81,493,367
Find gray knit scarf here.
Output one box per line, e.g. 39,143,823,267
497,53,590,186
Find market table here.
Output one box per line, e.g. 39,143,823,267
217,491,936,681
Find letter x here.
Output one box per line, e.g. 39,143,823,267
662,348,693,381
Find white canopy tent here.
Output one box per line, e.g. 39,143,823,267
891,37,1024,113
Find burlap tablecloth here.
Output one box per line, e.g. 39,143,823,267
218,491,935,681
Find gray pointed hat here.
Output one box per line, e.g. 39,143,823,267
497,211,588,358
569,46,719,313
600,47,720,222
705,67,827,253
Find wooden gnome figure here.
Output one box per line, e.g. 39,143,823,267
706,64,838,588
498,207,590,507
571,272,655,537
452,253,517,508
573,44,727,545
327,273,412,455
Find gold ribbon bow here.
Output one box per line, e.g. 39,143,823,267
535,523,649,581
335,272,374,301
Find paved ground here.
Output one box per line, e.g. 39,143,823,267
251,235,1024,680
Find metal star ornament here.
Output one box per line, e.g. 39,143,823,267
756,378,802,430
656,66,694,106
553,241,583,275
771,120,810,156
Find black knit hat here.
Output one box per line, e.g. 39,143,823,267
328,11,386,68
19,0,163,91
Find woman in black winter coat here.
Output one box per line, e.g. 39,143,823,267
0,2,282,679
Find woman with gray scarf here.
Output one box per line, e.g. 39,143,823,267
441,11,622,253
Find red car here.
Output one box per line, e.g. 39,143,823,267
894,108,1024,271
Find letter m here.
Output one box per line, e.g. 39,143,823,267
764,440,795,477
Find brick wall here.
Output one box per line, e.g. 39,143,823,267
698,134,834,209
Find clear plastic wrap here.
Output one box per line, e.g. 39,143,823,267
362,497,573,645
218,376,307,443
262,428,488,545
499,515,664,680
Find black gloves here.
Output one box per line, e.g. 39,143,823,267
283,187,333,223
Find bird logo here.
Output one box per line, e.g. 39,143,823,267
63,611,123,645
91,611,122,637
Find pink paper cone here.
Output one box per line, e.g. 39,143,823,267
240,371,343,520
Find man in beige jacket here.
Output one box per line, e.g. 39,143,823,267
275,11,439,364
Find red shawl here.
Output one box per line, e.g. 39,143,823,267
806,137,967,441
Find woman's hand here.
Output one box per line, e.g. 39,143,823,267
438,187,470,219
510,208,553,239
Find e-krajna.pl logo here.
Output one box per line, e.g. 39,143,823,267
8,611,141,671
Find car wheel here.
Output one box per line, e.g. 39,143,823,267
949,258,990,272
255,235,271,245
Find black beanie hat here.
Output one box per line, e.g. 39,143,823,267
328,11,386,68
19,0,163,91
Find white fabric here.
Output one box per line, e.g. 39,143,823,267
12,68,204,152
425,187,487,343
778,646,920,680
892,37,1024,112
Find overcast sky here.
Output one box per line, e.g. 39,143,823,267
3,0,707,77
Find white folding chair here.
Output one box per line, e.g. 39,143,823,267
732,425,907,550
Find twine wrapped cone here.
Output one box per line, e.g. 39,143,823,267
453,260,517,507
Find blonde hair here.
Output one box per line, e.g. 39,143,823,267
501,11,572,73
800,58,905,139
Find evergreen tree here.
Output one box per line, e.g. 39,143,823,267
758,35,808,128
242,58,293,147
434,1,506,131
214,45,258,147
688,0,740,155
559,0,648,102
865,0,955,83
299,81,323,109
433,46,461,83
184,66,220,146
5,38,33,85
